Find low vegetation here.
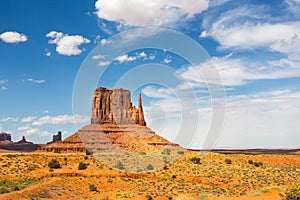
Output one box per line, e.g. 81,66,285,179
0,151,298,199
190,157,201,164
48,159,61,169
78,162,88,170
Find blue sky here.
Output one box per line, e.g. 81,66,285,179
0,0,299,149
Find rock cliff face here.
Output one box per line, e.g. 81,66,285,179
0,132,11,142
40,87,180,154
91,87,146,126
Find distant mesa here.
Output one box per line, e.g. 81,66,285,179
41,87,178,153
0,132,12,144
0,134,39,152
46,131,62,144
0,131,63,152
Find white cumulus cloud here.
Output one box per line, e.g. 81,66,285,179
0,86,8,91
0,117,18,122
21,116,37,123
27,78,45,84
92,54,106,60
95,0,209,27
163,58,172,64
32,114,89,126
115,54,137,63
17,125,50,137
99,61,110,67
0,31,27,44
46,31,90,56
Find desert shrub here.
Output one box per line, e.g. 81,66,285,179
54,149,60,153
6,154,16,158
89,184,97,192
177,151,184,155
78,162,88,170
115,161,125,170
14,186,20,191
199,195,209,200
84,156,88,160
140,152,146,155
258,162,263,167
48,159,61,169
248,160,253,164
107,178,113,183
225,158,232,164
146,195,153,200
162,148,171,155
163,165,169,170
172,174,177,179
86,149,93,155
146,164,154,170
27,163,38,171
190,157,201,164
285,184,300,200
253,162,259,167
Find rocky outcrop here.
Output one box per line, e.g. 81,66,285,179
0,135,40,152
47,131,62,144
53,131,62,142
91,87,146,126
40,87,179,153
0,132,11,142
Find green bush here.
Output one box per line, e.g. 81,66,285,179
146,195,153,200
253,162,259,167
225,158,232,164
285,184,300,200
115,161,125,170
89,184,97,192
248,160,253,164
146,164,154,170
177,151,184,155
190,157,201,164
86,149,93,155
14,186,20,191
48,159,61,169
54,149,60,153
78,162,88,170
161,148,171,155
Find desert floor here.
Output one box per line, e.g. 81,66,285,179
0,150,299,200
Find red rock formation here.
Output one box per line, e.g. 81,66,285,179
0,132,11,142
91,87,146,126
40,87,180,153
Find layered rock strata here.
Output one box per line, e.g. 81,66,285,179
91,88,146,126
40,87,178,153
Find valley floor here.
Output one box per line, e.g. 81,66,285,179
0,151,299,200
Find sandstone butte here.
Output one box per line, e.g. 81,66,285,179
40,87,179,153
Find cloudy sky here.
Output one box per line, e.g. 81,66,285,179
0,0,299,149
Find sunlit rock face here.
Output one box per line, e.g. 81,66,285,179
91,87,146,126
